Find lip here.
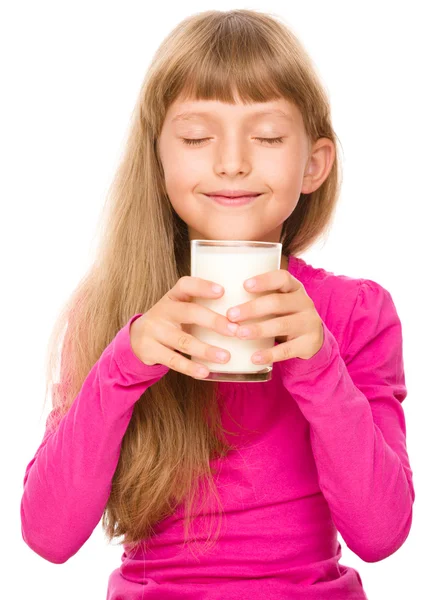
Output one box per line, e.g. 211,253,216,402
206,189,262,197
204,193,262,206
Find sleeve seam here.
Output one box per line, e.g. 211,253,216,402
340,278,366,361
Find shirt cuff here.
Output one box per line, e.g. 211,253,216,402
112,313,170,381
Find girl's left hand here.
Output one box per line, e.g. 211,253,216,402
226,269,324,365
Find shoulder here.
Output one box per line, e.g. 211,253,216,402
288,255,394,357
288,253,363,306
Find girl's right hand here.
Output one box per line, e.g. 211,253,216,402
129,276,239,379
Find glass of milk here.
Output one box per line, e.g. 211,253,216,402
190,240,282,382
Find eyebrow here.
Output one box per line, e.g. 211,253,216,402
171,108,293,123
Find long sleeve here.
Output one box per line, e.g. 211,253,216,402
279,279,415,563
20,313,170,564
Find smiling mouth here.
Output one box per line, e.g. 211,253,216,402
204,193,263,206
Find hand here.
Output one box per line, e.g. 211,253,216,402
226,269,324,365
129,276,239,379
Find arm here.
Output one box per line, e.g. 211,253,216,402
20,313,170,564
279,280,415,563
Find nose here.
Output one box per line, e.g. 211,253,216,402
214,136,251,176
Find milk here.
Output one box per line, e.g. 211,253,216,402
190,240,282,382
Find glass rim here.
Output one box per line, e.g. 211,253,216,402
190,239,282,248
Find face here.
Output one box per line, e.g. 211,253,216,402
158,93,335,260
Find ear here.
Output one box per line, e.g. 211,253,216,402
301,138,336,194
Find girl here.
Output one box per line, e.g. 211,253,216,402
20,9,414,600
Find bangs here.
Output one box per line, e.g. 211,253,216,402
164,19,297,107
178,57,286,106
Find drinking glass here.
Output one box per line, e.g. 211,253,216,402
190,240,282,382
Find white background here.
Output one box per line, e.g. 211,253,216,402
2,1,446,598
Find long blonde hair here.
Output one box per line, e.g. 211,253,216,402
41,9,343,560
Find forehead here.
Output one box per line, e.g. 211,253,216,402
168,98,300,125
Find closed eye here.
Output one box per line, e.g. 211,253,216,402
181,137,285,146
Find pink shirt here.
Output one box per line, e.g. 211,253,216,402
21,255,414,599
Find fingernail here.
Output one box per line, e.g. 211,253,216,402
238,327,250,337
245,279,256,289
227,323,238,333
228,308,240,319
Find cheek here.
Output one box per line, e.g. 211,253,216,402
159,134,199,190
274,153,306,197
164,164,196,198
165,149,205,190
258,148,301,185
163,164,202,221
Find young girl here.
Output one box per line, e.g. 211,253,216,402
20,9,414,600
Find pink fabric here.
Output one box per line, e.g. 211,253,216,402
21,255,414,599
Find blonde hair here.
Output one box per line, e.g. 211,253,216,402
41,9,343,560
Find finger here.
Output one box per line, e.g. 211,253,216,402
252,331,320,365
168,275,224,303
237,313,299,340
156,324,230,366
182,302,239,337
244,269,304,294
228,290,301,323
166,277,237,337
144,338,211,379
